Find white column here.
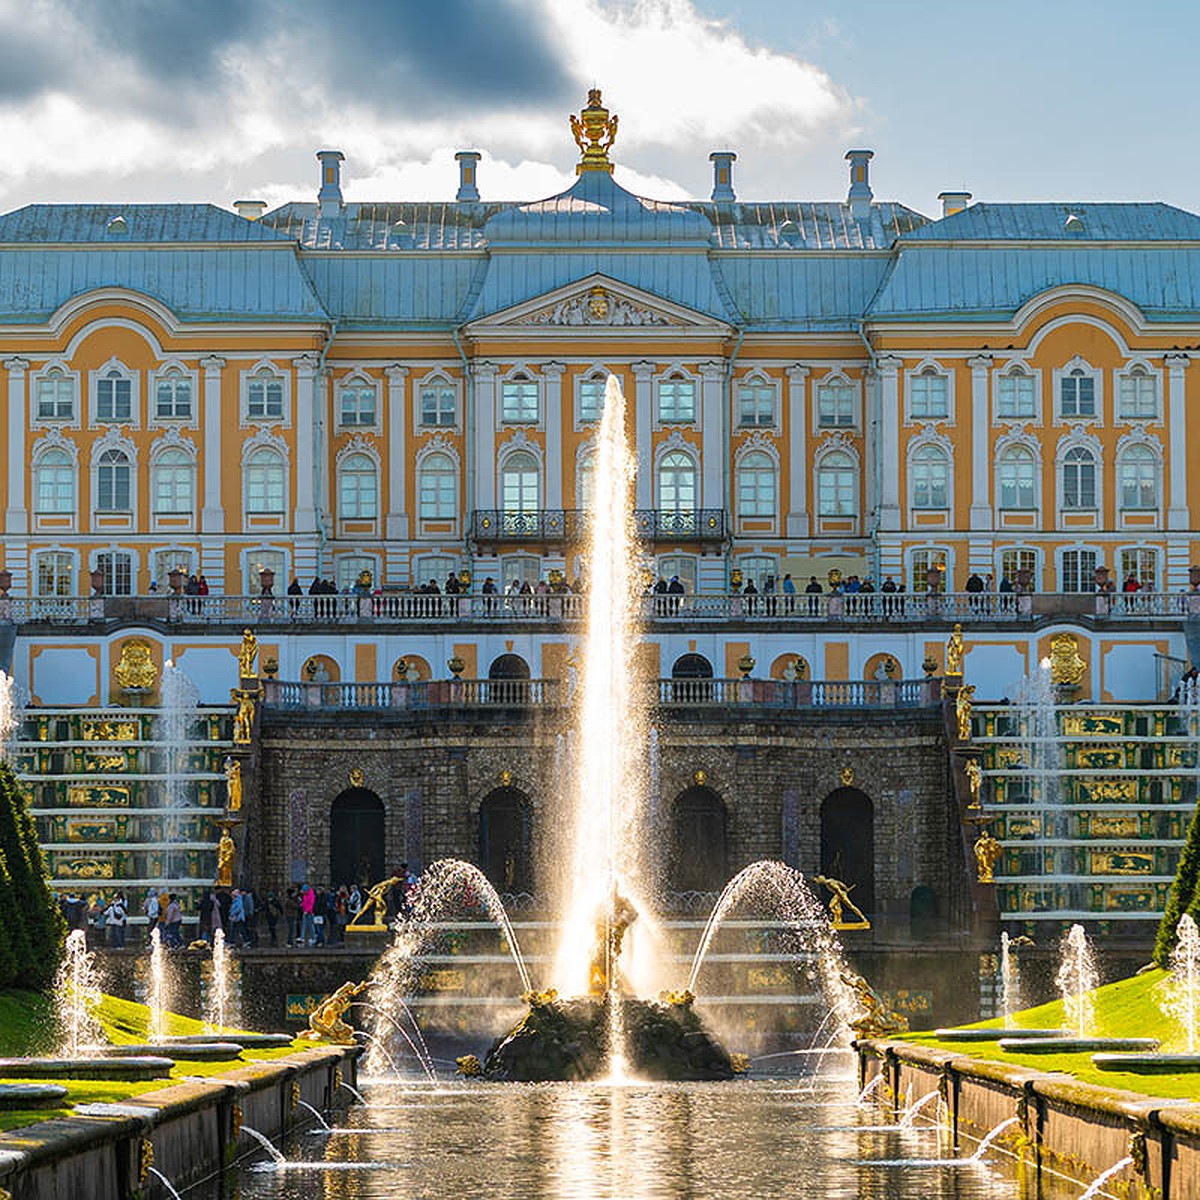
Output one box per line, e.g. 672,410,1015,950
876,355,902,532
632,360,655,509
968,354,993,531
472,362,498,510
385,364,408,539
4,358,28,535
542,361,565,509
1166,352,1191,530
699,360,725,511
199,357,225,533
293,353,319,531
785,363,809,537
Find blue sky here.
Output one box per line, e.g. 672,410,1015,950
0,0,1193,215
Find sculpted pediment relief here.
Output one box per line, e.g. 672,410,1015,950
525,285,675,327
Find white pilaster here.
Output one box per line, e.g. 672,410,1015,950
472,362,498,510
1166,352,1191,531
876,355,902,532
699,360,725,511
293,353,319,531
632,361,655,509
199,356,225,534
785,363,809,538
385,364,409,539
542,362,565,509
4,358,28,535
968,354,993,531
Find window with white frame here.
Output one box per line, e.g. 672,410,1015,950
739,555,777,588
910,444,949,508
1118,444,1158,510
35,449,75,514
243,550,286,594
416,555,457,586
419,382,456,427
1061,548,1098,593
152,449,194,514
34,552,73,597
245,448,285,513
577,449,595,510
1001,548,1038,588
817,378,855,427
736,451,776,517
737,380,775,427
154,369,192,420
997,369,1036,419
246,370,284,421
817,450,856,516
338,453,378,519
1118,366,1158,420
95,550,133,595
658,451,697,512
578,376,605,423
1120,547,1158,589
95,449,132,511
35,369,75,421
910,548,947,593
418,452,457,519
501,451,540,511
908,368,949,420
1061,446,1097,508
1060,367,1096,418
998,445,1037,509
657,376,696,424
95,367,132,423
336,555,377,591
339,382,377,427
501,375,538,424
657,554,697,593
151,549,194,585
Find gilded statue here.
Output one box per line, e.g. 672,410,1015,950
813,875,871,930
588,886,639,998
115,642,157,690
569,88,618,174
839,970,908,1037
348,876,402,931
231,689,255,744
216,828,235,888
974,830,1002,883
237,628,259,680
1049,632,1086,687
659,989,695,1007
964,758,982,809
456,1054,483,1077
945,624,965,676
956,684,975,741
223,757,242,812
300,980,368,1045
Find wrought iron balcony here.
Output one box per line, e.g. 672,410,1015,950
469,508,725,544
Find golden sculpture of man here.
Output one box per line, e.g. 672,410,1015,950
237,628,259,680
587,886,639,998
839,969,908,1036
300,980,368,1045
216,828,235,888
231,689,255,744
348,876,402,930
956,685,975,741
946,623,965,676
964,758,982,809
813,875,870,929
224,757,242,812
974,831,1002,883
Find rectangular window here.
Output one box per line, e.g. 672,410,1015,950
909,372,949,419
36,374,75,421
501,380,538,423
1118,372,1158,419
817,381,855,427
35,553,73,597
96,374,132,422
1001,549,1038,589
817,467,856,515
419,468,457,519
243,550,285,595
151,550,194,586
737,383,775,427
336,556,376,592
1120,548,1158,589
657,379,696,424
420,385,457,427
997,373,1035,418
95,551,133,596
247,374,284,420
1061,549,1098,593
339,385,376,427
154,375,192,420
910,549,947,593
578,379,604,423
1060,372,1096,418
998,458,1036,509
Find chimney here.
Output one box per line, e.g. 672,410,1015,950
316,149,345,218
938,191,971,218
455,151,481,202
709,151,736,202
845,149,874,221
234,199,268,221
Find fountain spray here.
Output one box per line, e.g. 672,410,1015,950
54,929,103,1056
1165,912,1200,1052
147,926,171,1043
1054,924,1098,1039
205,928,233,1033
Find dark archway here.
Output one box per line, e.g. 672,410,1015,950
909,885,939,940
479,786,533,893
819,787,874,916
330,788,385,886
669,786,728,892
671,653,714,679
488,653,531,680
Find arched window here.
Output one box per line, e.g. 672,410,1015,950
152,448,194,514
330,789,384,886
479,788,534,894
1062,446,1096,509
338,453,378,519
154,368,192,420
35,449,75,513
817,450,856,516
998,445,1036,509
1060,367,1096,418
245,447,285,514
669,788,728,892
910,444,948,509
671,653,713,679
501,451,540,512
820,787,874,915
577,449,595,510
1119,444,1158,510
418,452,457,519
488,654,531,679
736,450,776,517
95,448,131,511
658,451,696,513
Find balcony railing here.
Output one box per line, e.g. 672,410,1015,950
261,676,940,712
469,508,725,543
6,590,1200,627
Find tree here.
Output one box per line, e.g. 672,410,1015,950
1156,803,1200,966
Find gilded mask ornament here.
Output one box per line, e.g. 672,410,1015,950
115,641,157,690
1049,633,1086,687
349,767,365,788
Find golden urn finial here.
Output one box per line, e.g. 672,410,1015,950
570,88,618,175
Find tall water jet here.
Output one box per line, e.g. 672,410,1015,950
1165,913,1200,1052
160,661,200,881
1054,923,1098,1038
205,928,233,1033
146,926,171,1044
999,931,1021,1023
55,929,103,1056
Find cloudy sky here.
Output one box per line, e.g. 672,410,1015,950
0,0,1196,217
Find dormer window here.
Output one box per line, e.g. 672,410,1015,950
1060,367,1096,418
96,368,132,423
501,374,538,424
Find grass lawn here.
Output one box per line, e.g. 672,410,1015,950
896,968,1200,1101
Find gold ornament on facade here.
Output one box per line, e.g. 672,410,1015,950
839,766,855,786
231,688,256,744
349,767,365,788
964,758,982,809
216,821,238,888
347,876,402,932
840,970,908,1036
138,1139,154,1186
223,757,242,811
693,769,707,786
974,830,1002,883
570,88,618,174
1049,632,1086,687
115,641,157,690
956,685,975,741
456,1054,484,1077
299,979,368,1045
498,769,513,787
237,628,259,680
945,624,965,676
